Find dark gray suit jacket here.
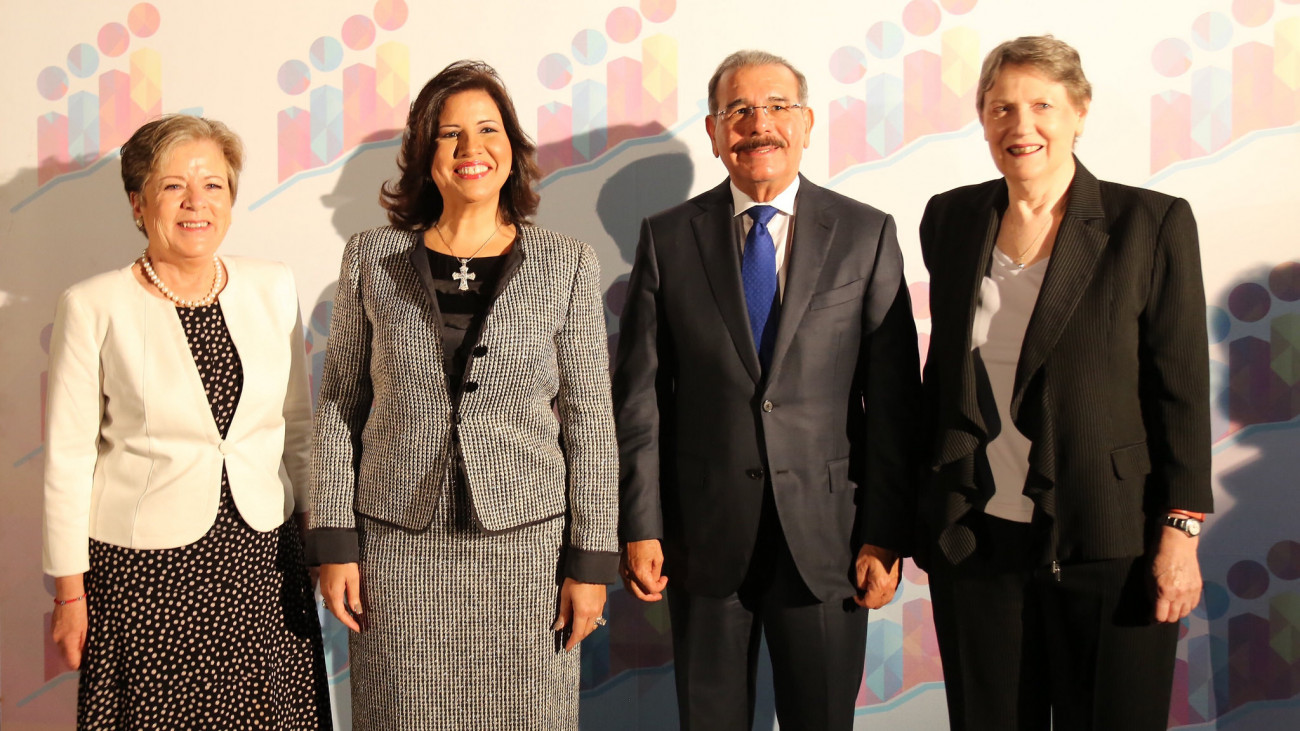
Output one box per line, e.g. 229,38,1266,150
918,160,1213,569
614,176,921,601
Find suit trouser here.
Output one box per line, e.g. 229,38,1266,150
928,514,1179,731
666,485,869,731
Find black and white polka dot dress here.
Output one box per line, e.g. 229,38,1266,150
78,302,332,730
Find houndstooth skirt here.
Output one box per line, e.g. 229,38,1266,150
348,461,579,730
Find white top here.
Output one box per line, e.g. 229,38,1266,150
42,256,312,576
971,248,1050,523
731,176,800,299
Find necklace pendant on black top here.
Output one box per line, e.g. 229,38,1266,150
453,258,476,290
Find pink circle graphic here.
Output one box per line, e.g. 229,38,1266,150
902,0,942,36
537,53,573,90
606,7,642,43
342,15,376,50
1269,261,1300,301
829,47,868,84
128,3,161,37
1151,38,1192,78
867,21,904,59
1227,560,1269,599
1228,282,1271,322
1192,12,1233,51
1268,540,1300,580
310,37,343,72
940,0,978,14
67,43,99,78
98,23,130,57
640,0,675,22
909,281,931,319
1232,0,1274,26
374,0,409,30
37,66,69,101
278,60,311,95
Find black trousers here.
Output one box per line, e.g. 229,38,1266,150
928,514,1179,731
666,486,868,731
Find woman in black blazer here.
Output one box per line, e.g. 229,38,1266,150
918,36,1213,731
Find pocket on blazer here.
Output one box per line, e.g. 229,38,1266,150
1109,442,1152,480
827,456,853,493
809,278,866,310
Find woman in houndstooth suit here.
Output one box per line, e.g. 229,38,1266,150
308,61,619,730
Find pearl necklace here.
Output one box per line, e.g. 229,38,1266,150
139,252,225,307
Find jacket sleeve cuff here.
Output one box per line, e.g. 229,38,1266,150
305,528,360,565
563,547,620,584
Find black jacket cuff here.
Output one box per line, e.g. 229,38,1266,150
305,528,360,565
563,547,620,584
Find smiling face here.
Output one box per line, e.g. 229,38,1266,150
430,88,513,213
981,63,1087,188
706,63,814,202
131,138,232,262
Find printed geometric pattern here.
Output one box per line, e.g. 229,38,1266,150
274,1,409,181
33,3,163,184
1150,3,1300,173
535,2,678,176
1210,261,1300,438
827,1,981,175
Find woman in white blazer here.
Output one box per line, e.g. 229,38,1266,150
43,115,331,729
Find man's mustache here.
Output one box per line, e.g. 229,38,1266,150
732,136,787,153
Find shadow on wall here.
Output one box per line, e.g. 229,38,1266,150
303,130,403,407
0,160,145,724
535,124,696,377
1182,261,1300,728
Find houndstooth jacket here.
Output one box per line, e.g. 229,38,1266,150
308,225,619,581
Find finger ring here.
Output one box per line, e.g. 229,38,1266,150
594,616,607,627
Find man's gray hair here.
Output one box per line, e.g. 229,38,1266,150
707,50,809,115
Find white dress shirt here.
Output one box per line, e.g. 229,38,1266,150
731,176,800,299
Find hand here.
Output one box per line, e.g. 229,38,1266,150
553,578,607,651
51,574,88,670
621,539,668,602
319,562,364,633
854,544,901,609
1151,526,1203,623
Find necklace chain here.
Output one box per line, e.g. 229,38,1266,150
433,222,502,291
1009,198,1065,269
139,252,224,307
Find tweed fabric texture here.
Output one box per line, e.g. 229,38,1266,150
349,462,578,730
310,225,618,566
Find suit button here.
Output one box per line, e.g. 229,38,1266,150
218,440,231,455
746,468,765,480
473,345,488,357
453,414,463,425
464,381,479,393
761,400,774,413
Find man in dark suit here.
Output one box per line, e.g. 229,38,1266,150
613,50,921,730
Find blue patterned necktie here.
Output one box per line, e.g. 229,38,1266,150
742,205,780,370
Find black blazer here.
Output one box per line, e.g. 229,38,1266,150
918,160,1213,569
614,176,921,601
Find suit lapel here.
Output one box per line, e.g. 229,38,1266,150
766,177,833,383
692,179,762,383
407,233,447,327
934,183,1002,466
1011,160,1108,417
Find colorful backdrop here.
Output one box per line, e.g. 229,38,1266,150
2,1,1298,728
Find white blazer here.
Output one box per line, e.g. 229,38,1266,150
42,256,312,577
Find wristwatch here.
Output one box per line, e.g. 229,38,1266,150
1163,513,1202,537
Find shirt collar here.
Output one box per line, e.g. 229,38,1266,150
730,176,800,219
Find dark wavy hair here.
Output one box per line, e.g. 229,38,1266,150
381,60,540,229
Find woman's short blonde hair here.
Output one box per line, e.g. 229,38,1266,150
120,114,245,204
976,35,1092,113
